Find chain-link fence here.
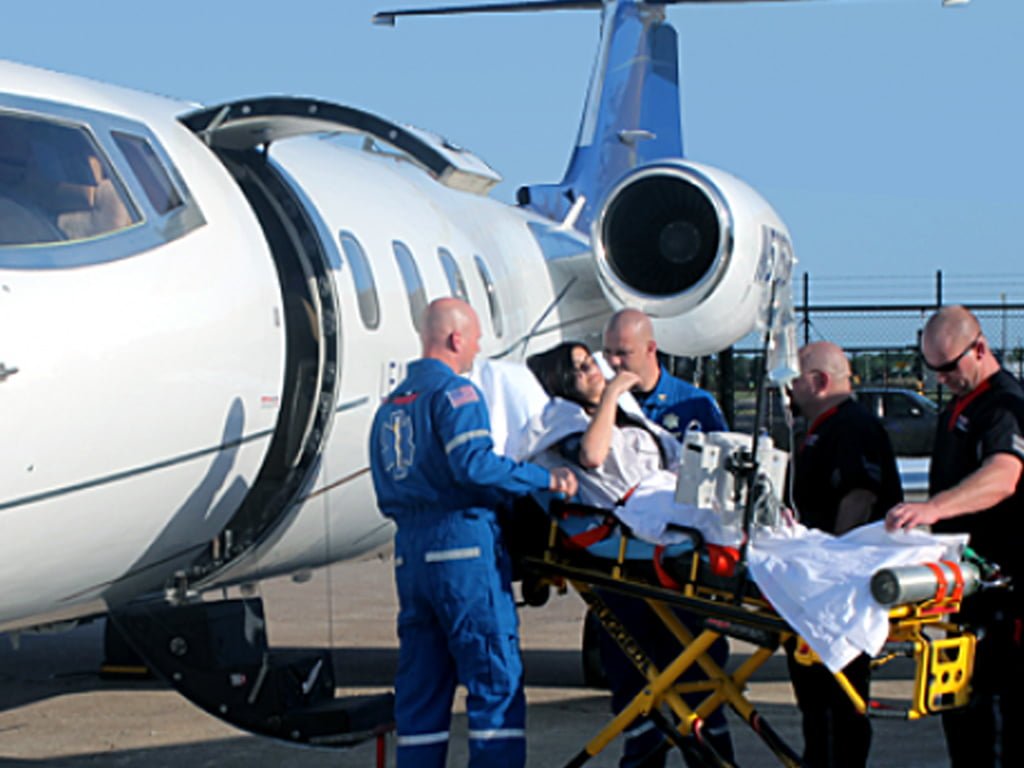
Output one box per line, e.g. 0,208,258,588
665,271,1024,433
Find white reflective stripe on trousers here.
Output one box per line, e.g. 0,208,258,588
467,727,526,740
396,730,450,747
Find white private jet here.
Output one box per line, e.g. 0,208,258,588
0,0,952,749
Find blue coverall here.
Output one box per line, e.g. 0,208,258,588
600,364,733,767
635,364,728,440
369,358,552,768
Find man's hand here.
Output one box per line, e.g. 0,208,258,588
549,466,579,497
885,501,942,532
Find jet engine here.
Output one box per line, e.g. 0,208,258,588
592,160,795,357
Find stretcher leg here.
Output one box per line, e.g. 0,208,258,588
570,582,787,767
649,600,803,767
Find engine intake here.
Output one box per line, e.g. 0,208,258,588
601,172,724,297
593,160,793,357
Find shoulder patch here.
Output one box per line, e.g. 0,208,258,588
446,384,480,409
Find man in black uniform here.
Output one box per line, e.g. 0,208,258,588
887,305,1024,768
787,341,903,768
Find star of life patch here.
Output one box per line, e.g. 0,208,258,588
380,410,415,480
446,384,479,409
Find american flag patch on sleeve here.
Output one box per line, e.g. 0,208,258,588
446,384,480,409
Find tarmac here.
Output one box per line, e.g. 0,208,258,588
0,554,950,767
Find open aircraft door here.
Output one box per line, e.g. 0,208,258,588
104,100,413,751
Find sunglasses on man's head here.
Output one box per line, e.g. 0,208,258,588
923,333,981,373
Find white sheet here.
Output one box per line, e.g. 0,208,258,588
470,358,550,456
472,357,965,673
747,522,966,672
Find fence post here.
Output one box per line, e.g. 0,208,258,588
802,272,810,345
718,347,735,429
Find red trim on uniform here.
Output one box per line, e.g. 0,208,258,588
799,405,841,453
946,376,993,432
391,393,419,405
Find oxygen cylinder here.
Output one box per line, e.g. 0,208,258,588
870,561,981,606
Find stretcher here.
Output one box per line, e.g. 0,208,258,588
510,498,984,768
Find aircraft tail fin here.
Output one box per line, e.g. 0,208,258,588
375,1,684,233
518,1,682,231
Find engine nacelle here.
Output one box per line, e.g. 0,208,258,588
593,160,794,357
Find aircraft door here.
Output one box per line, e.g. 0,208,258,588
179,105,342,575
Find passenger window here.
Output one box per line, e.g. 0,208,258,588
473,254,504,338
0,111,139,246
393,241,427,332
438,247,468,302
338,231,380,329
112,131,183,215
885,394,915,418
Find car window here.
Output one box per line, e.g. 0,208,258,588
884,393,918,418
858,392,883,419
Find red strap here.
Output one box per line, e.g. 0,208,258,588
924,562,949,601
616,483,640,507
706,544,740,578
652,545,683,590
942,560,966,602
564,522,614,550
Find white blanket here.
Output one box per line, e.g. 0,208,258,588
472,358,965,673
567,472,967,673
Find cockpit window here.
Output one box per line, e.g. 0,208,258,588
0,111,139,247
112,131,183,215
438,247,468,302
393,241,428,333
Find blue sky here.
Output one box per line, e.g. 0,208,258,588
2,0,1021,300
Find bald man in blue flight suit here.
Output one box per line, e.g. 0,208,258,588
370,298,578,768
600,308,732,767
603,308,727,439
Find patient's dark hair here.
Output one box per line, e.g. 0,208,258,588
527,341,593,410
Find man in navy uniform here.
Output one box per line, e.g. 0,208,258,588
887,305,1024,768
369,298,577,768
597,308,733,767
788,341,902,768
603,308,727,439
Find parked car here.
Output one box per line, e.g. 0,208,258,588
853,387,938,457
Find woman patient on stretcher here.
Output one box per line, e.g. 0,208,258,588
516,341,739,546
521,341,679,505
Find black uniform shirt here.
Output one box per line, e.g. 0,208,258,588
931,369,1024,578
789,397,903,533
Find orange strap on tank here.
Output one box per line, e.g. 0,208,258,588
923,562,949,602
940,559,965,602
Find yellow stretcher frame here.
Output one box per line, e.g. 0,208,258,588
520,514,978,768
